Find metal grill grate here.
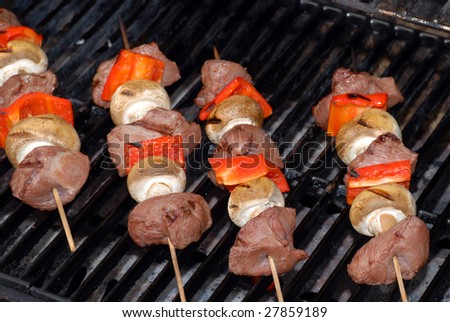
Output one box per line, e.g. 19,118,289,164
0,0,449,302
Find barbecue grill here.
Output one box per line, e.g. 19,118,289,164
0,0,449,302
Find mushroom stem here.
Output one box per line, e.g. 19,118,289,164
379,214,408,302
147,182,172,198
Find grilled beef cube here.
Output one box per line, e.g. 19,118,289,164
134,107,201,156
213,124,283,169
194,59,252,107
229,206,308,276
312,68,404,130
0,8,21,30
0,71,57,108
128,192,212,249
347,216,429,285
10,146,90,211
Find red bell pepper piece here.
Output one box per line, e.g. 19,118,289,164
327,93,387,136
209,154,289,192
101,49,165,102
0,93,73,148
209,154,270,186
346,160,411,204
0,26,43,48
199,77,273,121
124,135,184,174
266,166,290,193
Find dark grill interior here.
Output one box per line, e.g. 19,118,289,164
0,0,449,302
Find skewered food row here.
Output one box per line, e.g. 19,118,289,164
312,68,429,291
92,30,212,300
1,9,88,212
196,54,308,287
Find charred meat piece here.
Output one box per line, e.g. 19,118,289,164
92,42,180,108
134,107,202,155
0,8,21,30
0,70,57,108
128,192,212,249
345,132,418,183
229,206,308,276
213,124,283,168
347,216,429,285
312,68,404,130
10,146,90,211
106,124,162,177
194,59,252,107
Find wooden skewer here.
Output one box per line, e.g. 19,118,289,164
52,188,76,253
167,237,187,302
393,256,408,302
268,255,284,302
119,16,130,50
380,214,408,302
213,46,220,60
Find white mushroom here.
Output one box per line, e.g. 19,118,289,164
127,155,186,203
350,183,416,236
110,80,171,125
5,114,81,168
0,40,48,86
228,176,284,227
205,95,264,144
336,109,402,165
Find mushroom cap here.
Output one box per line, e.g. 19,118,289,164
228,176,284,227
110,80,171,125
336,109,402,165
350,183,416,236
205,95,264,144
5,114,80,168
127,155,186,202
0,40,48,86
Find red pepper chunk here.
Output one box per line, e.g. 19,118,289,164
346,160,411,204
209,154,289,192
209,154,270,186
124,135,184,174
101,50,165,102
266,166,290,193
199,77,273,121
0,93,73,148
327,93,387,136
0,26,43,48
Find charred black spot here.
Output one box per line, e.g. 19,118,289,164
367,188,395,201
120,89,135,96
349,168,360,178
347,93,371,101
130,142,143,147
207,118,221,124
357,119,373,128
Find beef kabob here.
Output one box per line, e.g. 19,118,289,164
93,20,210,301
196,50,308,301
312,69,429,301
1,9,90,252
